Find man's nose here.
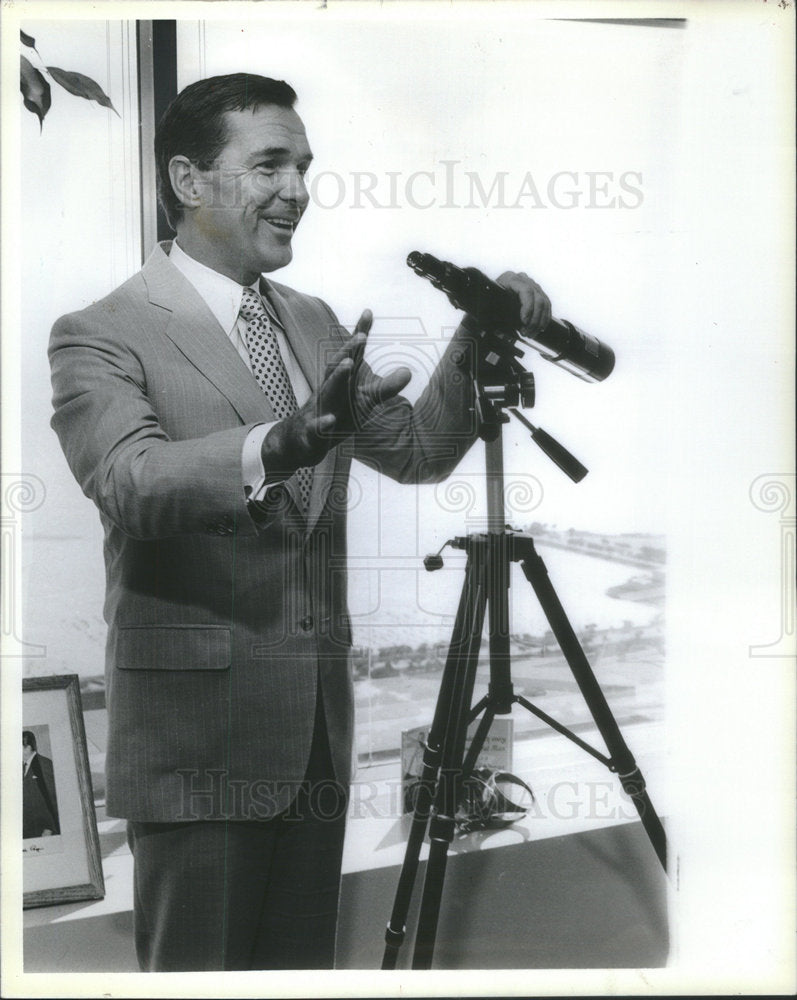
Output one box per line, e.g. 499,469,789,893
278,169,310,209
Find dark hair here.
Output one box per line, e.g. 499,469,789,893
23,730,37,751
155,73,298,230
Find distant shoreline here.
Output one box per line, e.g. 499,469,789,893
531,525,665,571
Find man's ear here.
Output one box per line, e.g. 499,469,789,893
168,155,203,213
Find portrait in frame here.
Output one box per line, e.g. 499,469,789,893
22,675,104,909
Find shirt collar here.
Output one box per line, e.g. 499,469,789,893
168,240,283,334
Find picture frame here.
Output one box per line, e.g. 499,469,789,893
22,674,104,909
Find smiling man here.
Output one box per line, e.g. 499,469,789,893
163,95,313,282
48,73,551,972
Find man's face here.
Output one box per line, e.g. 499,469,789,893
22,741,33,761
192,105,313,283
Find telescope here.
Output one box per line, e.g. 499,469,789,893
407,251,615,383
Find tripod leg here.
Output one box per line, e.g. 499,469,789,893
382,550,487,969
519,541,668,871
461,703,497,777
412,820,454,970
412,543,489,970
486,531,514,712
462,532,514,786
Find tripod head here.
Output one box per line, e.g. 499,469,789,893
426,363,586,559
472,349,588,483
473,371,534,441
427,314,588,555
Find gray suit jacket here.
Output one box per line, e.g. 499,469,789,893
49,242,477,822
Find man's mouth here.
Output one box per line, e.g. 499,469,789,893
263,217,297,233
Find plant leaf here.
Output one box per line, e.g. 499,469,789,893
20,55,51,130
47,66,119,117
20,30,37,49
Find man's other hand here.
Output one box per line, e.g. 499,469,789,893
260,309,411,475
496,271,552,336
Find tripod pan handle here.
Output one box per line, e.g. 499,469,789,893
531,427,588,483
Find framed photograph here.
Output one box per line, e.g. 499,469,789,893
22,675,104,908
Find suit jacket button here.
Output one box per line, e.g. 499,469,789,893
300,616,314,632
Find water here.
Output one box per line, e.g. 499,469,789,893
348,543,661,652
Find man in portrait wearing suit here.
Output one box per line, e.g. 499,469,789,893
49,73,552,971
22,730,60,839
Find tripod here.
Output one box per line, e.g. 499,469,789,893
381,375,668,971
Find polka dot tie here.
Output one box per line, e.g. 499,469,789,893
240,287,313,512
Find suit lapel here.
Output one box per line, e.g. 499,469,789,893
143,243,276,426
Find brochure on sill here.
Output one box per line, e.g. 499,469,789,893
400,719,513,813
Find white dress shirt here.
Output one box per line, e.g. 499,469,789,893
168,240,311,502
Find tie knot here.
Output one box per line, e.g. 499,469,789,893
239,287,267,324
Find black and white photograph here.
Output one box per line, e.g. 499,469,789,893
22,726,62,844
1,1,794,996
21,675,104,910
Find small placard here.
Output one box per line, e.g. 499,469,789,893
400,718,513,813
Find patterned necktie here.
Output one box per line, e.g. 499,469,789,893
239,287,313,512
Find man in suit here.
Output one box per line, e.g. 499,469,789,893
22,731,60,838
49,73,552,971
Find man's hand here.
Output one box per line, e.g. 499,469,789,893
260,310,411,476
496,271,552,336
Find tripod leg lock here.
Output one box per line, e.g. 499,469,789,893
384,923,406,947
422,740,442,769
616,765,647,799
428,812,456,844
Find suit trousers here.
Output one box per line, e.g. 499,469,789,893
126,689,349,971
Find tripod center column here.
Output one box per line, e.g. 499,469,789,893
485,434,506,534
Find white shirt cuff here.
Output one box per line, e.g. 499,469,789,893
242,422,279,502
